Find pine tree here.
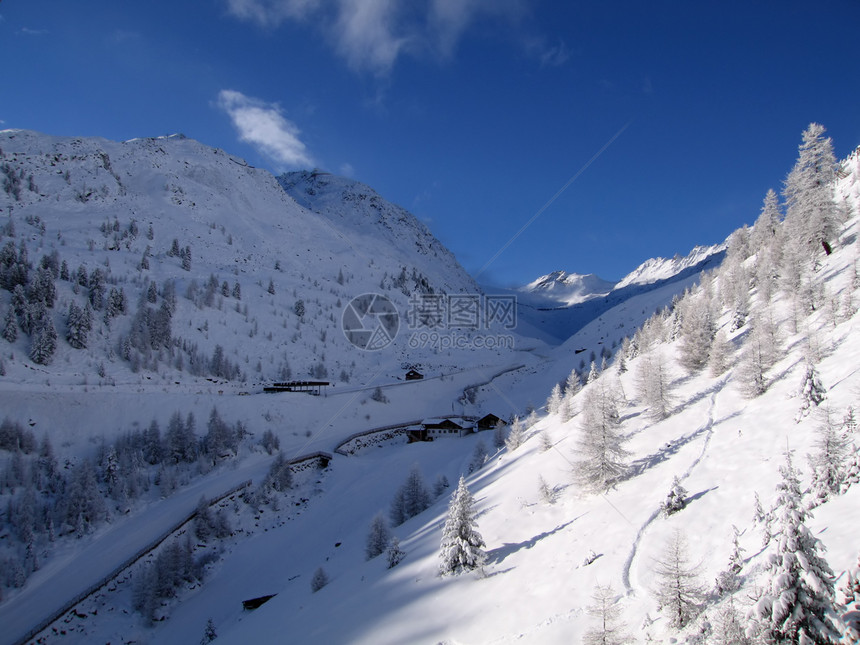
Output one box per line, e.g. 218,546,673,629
193,496,215,542
840,553,860,642
783,123,838,257
662,476,688,516
66,300,91,349
504,416,525,452
711,596,751,645
808,407,849,506
470,439,488,472
266,452,293,492
636,350,673,420
200,618,217,644
796,361,827,422
677,293,715,373
737,310,781,398
587,360,600,384
575,380,628,492
390,465,431,526
750,450,840,643
438,476,486,576
546,383,563,415
365,513,391,560
751,188,782,253
386,536,406,569
653,530,704,630
583,583,632,645
28,302,57,365
714,525,745,596
310,567,328,593
705,329,730,376
2,305,17,342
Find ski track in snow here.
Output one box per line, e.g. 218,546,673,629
622,380,724,595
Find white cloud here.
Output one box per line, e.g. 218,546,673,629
224,0,527,75
217,90,315,169
524,35,570,68
332,0,406,74
224,0,320,27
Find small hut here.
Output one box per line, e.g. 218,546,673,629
477,413,506,431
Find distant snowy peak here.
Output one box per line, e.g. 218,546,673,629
521,270,616,305
615,244,725,290
518,244,725,310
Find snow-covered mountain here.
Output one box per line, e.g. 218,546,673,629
510,245,727,345
615,244,726,290
519,244,725,308
0,129,493,389
521,270,616,306
2,126,860,645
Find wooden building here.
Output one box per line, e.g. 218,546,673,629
407,417,474,442
405,369,424,381
477,413,506,431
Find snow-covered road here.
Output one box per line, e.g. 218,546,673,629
1,454,272,645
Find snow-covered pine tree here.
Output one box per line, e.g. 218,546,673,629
537,475,554,505
387,536,405,569
653,530,705,630
265,451,293,492
194,496,214,542
751,188,782,253
749,450,840,643
796,361,827,422
65,300,91,349
587,360,600,384
662,476,688,516
546,382,563,415
390,465,431,526
310,567,328,593
566,367,583,397
365,513,391,560
432,474,450,498
575,380,628,493
677,292,715,373
636,349,673,420
504,416,524,452
783,123,839,258
714,525,745,596
711,596,751,645
708,329,731,377
807,407,849,507
844,405,858,434
539,430,553,452
737,309,781,397
841,553,860,642
583,583,632,645
470,439,488,472
28,302,57,365
438,476,486,576
2,305,17,342
200,618,217,644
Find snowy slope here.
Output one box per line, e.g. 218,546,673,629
3,129,860,645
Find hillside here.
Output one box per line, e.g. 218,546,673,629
202,140,860,644
1,127,858,645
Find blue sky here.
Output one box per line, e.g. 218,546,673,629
2,1,859,286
